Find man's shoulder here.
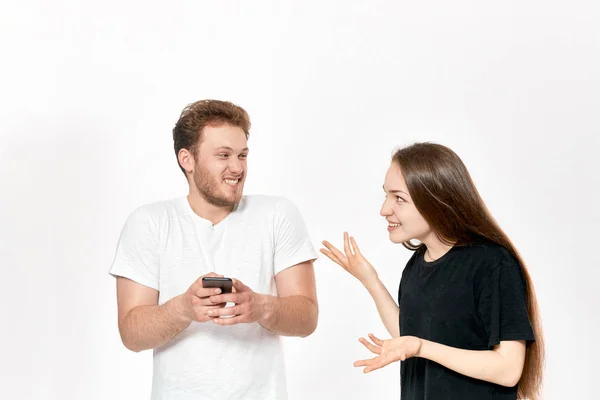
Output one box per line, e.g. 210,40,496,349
240,195,299,214
127,197,184,221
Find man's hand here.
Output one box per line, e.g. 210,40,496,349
206,278,267,325
176,272,228,323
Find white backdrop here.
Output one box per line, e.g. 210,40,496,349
1,1,599,399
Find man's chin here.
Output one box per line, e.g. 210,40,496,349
223,186,243,199
218,192,243,207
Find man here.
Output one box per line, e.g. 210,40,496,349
109,99,318,399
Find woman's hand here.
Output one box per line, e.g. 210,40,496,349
354,333,422,373
320,232,378,286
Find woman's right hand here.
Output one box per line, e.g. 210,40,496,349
321,232,379,286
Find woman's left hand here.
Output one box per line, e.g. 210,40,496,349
354,333,423,373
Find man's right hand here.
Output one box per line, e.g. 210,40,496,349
177,272,227,323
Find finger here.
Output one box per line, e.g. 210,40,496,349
193,305,226,322
364,363,384,373
368,333,384,346
192,295,226,306
350,236,362,256
191,272,224,291
198,304,227,312
359,337,382,355
195,287,223,298
207,305,242,318
210,293,243,305
212,315,245,325
232,278,248,293
354,357,386,373
198,272,224,282
353,356,376,367
343,232,354,256
319,248,345,268
321,240,348,264
364,356,393,373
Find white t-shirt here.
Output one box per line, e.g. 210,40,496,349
109,195,318,400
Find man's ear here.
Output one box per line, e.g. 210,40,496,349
178,148,195,174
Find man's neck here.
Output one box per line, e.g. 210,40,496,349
186,191,233,226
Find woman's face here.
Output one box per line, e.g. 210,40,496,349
380,163,433,244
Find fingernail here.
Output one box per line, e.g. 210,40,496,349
214,288,221,294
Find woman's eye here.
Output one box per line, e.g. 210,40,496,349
396,196,405,203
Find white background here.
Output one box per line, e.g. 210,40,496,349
1,1,599,399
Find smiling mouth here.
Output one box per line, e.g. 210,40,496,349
224,179,240,186
388,223,400,228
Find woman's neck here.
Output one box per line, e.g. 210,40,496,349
421,233,454,261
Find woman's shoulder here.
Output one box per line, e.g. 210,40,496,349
454,239,521,278
457,240,512,260
400,246,424,275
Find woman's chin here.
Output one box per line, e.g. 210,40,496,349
388,231,408,244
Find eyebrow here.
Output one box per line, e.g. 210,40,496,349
215,147,249,152
382,185,409,195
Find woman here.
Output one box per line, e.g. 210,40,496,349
321,143,544,400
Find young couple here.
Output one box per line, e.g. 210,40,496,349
110,99,544,400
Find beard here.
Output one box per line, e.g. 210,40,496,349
192,162,243,208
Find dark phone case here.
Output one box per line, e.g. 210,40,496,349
202,277,233,293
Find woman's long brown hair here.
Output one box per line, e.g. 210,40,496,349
393,142,544,400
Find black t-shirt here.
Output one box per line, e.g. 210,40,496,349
398,241,535,400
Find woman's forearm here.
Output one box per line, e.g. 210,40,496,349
417,339,525,387
364,277,400,337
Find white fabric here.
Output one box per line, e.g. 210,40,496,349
109,195,318,400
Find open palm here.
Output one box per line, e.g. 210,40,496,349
354,334,422,373
320,232,378,285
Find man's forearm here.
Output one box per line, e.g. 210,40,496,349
119,295,191,352
257,295,318,337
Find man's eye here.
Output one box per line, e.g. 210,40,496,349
218,154,229,158
239,154,248,159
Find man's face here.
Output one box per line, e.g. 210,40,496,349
191,124,248,208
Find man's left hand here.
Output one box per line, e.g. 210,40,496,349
207,279,267,325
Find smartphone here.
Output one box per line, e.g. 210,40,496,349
202,277,233,293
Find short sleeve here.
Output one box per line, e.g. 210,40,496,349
108,207,160,290
272,198,318,275
477,254,536,348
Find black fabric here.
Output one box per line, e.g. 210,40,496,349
398,241,535,400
